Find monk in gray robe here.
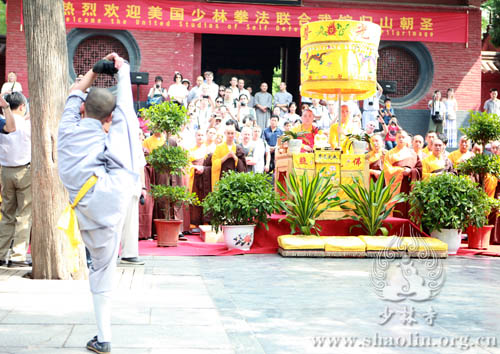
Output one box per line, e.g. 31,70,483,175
254,82,272,129
58,53,142,354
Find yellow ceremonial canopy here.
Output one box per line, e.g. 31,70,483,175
300,20,382,101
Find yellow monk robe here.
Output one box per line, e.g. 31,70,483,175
485,173,498,198
448,149,473,168
188,144,208,192
329,121,356,152
422,154,446,180
211,142,237,191
383,146,416,194
143,134,166,152
422,146,431,156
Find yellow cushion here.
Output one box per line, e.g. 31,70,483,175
278,235,325,250
358,236,406,251
321,236,366,252
401,237,448,252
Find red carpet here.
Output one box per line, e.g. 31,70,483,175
138,215,429,256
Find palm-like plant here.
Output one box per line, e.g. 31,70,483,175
339,171,406,236
277,169,345,235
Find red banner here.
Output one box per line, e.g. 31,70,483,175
63,1,468,43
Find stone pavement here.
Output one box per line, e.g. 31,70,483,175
0,254,500,354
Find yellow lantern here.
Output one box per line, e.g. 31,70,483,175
300,20,381,101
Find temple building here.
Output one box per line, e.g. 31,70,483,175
5,0,484,136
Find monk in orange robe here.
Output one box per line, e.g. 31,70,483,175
367,134,386,183
291,108,318,152
383,130,422,219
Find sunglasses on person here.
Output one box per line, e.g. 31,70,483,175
216,100,223,104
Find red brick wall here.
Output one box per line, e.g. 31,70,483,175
6,0,29,97
129,30,196,101
410,8,482,111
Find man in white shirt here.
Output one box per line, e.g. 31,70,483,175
362,82,383,129
229,76,240,103
203,71,219,102
0,92,32,267
237,79,250,101
484,88,500,115
186,76,204,104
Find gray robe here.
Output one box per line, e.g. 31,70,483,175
254,91,272,129
58,63,143,293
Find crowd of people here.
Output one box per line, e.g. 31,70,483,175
136,70,500,235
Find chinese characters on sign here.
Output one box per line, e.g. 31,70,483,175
63,0,467,43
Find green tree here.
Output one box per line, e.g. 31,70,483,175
483,0,500,47
0,2,6,35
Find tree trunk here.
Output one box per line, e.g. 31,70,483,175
23,0,86,279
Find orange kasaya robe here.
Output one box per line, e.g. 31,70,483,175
188,144,208,192
211,142,237,191
367,149,385,182
448,149,474,168
383,146,422,219
292,124,319,151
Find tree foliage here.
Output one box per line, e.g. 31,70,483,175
483,0,500,47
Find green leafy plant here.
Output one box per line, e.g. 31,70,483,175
339,171,406,236
202,170,279,233
409,173,495,233
345,133,371,150
146,145,189,175
457,153,500,183
280,130,307,143
140,101,188,136
141,100,192,222
458,111,500,190
277,169,345,235
150,185,199,220
460,110,500,148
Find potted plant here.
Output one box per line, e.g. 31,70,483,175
140,101,196,247
202,170,279,250
281,130,306,154
345,133,371,154
339,171,406,236
457,110,500,249
408,173,494,254
277,169,345,235
458,111,500,188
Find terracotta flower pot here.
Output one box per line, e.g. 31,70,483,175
467,225,494,250
154,219,182,247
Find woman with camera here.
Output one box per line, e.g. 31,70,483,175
428,90,446,134
167,72,189,106
147,76,168,107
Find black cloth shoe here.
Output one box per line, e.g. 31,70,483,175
178,233,188,241
0,260,11,267
120,257,145,265
9,260,32,267
86,335,111,354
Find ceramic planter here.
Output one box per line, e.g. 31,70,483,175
430,228,461,255
288,139,302,154
467,225,494,250
222,225,255,251
154,219,182,247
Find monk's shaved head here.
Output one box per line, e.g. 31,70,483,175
85,87,116,120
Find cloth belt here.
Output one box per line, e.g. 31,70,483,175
57,175,98,272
